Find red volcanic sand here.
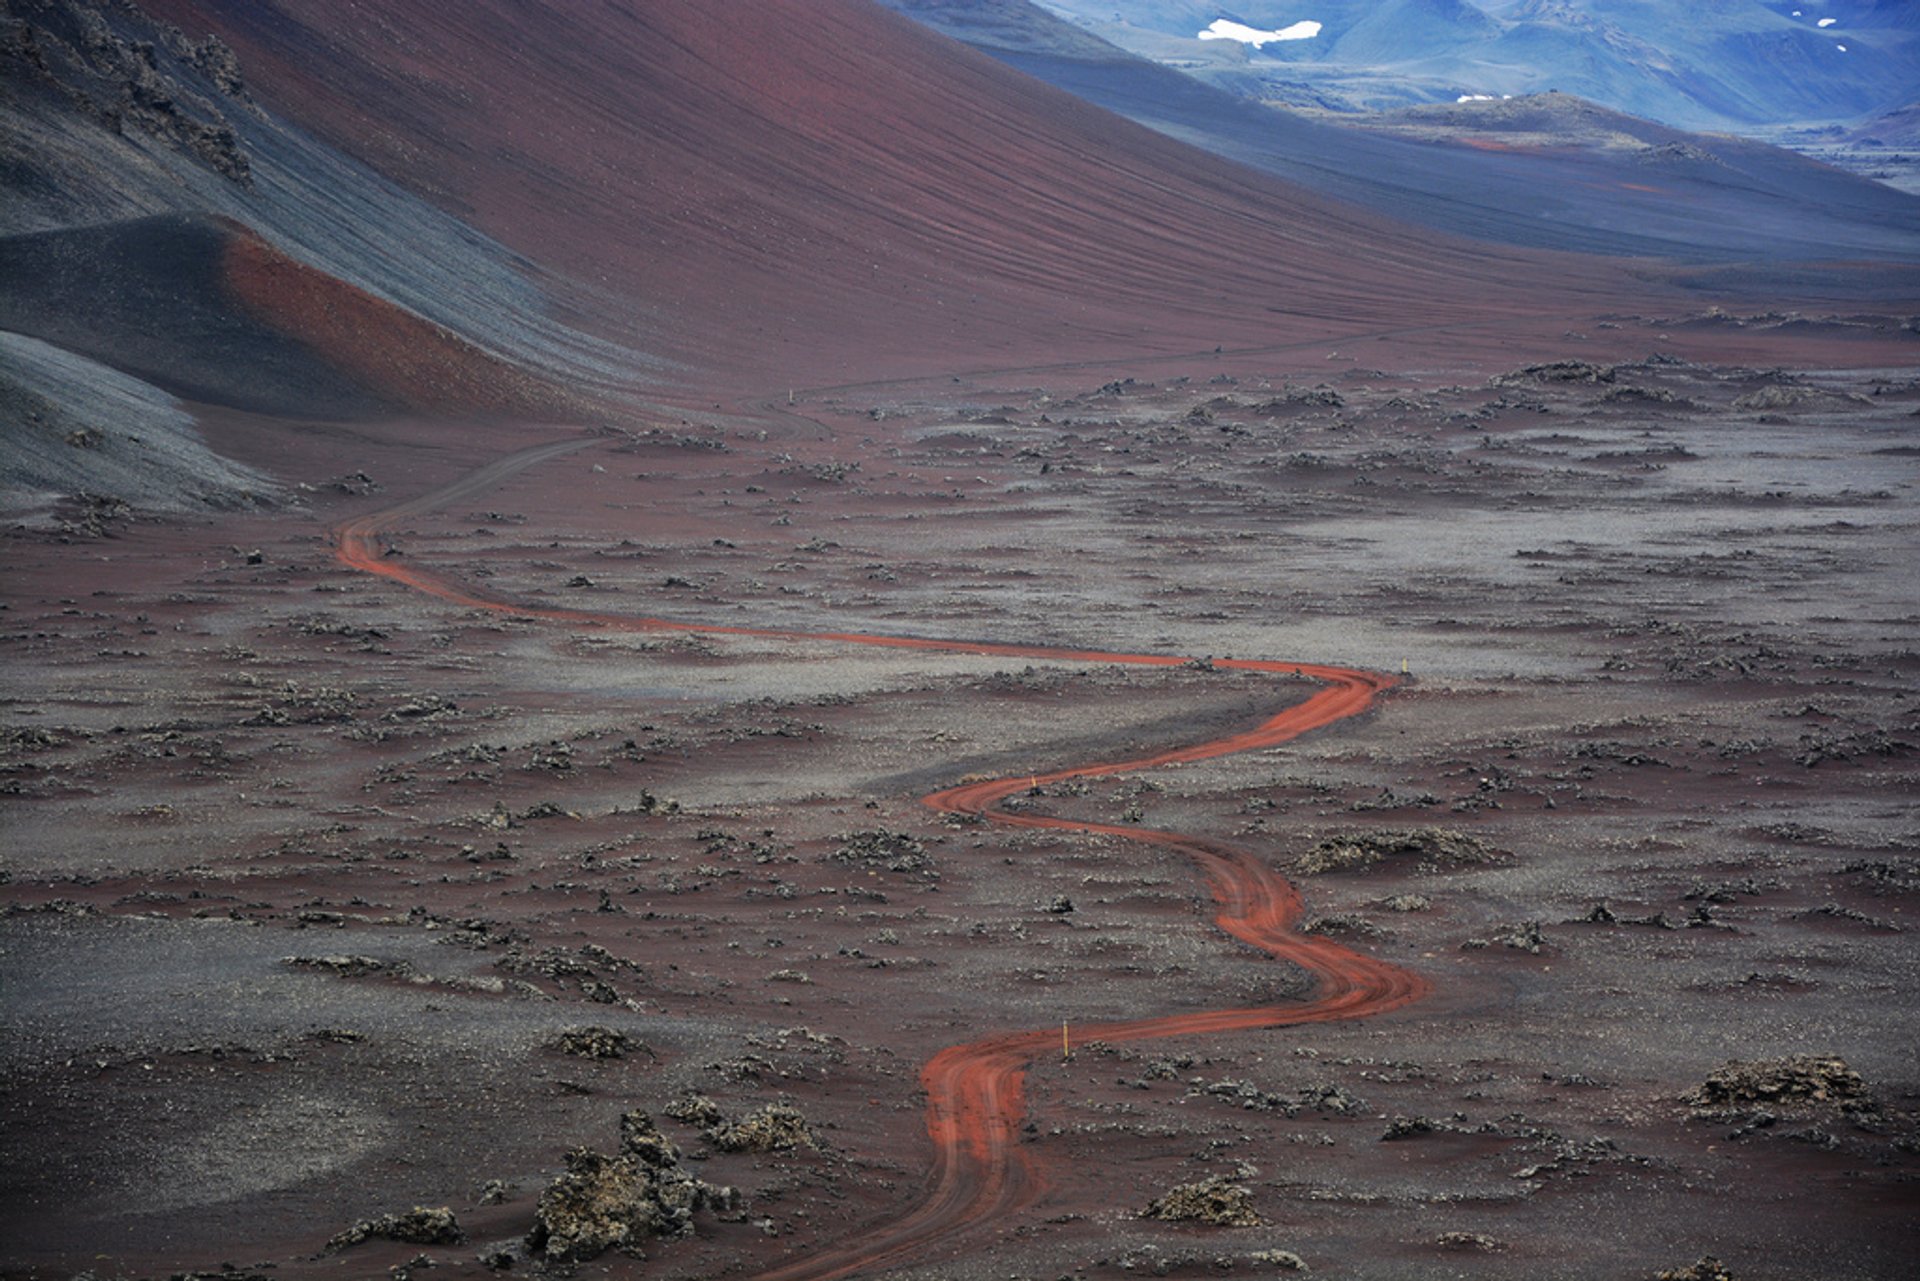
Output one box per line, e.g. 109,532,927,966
827,669,1420,1281
146,0,1674,388
220,227,575,417
334,438,1421,1281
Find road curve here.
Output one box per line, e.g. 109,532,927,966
331,434,1430,1278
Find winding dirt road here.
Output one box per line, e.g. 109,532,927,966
333,434,1430,1278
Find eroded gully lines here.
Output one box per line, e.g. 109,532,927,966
331,432,1431,1280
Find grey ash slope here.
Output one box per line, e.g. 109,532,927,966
883,0,1920,270
0,0,645,517
0,331,275,524
1,0,643,395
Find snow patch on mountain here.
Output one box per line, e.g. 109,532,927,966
1198,18,1321,47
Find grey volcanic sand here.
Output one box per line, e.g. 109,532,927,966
3,338,1915,1279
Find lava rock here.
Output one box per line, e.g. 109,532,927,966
1141,1174,1263,1227
325,1205,462,1252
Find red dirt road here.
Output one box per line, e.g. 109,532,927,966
334,436,1428,1277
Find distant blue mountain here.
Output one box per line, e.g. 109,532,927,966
1023,0,1919,129
880,0,1920,271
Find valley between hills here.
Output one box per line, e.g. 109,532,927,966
3,3,1917,1279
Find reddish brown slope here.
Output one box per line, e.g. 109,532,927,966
221,228,575,417
144,0,1661,387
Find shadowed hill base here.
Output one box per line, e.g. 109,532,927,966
0,213,578,419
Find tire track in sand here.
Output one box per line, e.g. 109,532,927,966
332,434,1429,1279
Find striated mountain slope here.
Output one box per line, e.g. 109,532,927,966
12,0,1912,426
135,0,1666,389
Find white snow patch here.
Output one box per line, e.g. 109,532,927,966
1458,94,1496,102
1198,18,1322,47
1837,43,1847,51
1818,16,1837,27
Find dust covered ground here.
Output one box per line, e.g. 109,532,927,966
3,319,1918,1279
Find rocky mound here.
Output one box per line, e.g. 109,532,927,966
1685,1055,1869,1109
831,829,936,880
552,1026,643,1060
1295,828,1503,876
525,1111,740,1265
664,1093,820,1154
1141,1174,1263,1227
706,1103,818,1155
325,1205,462,1253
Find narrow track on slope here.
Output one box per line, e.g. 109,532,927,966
332,432,1429,1279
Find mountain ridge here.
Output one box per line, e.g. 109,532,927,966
1034,0,1920,130
885,0,1920,270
